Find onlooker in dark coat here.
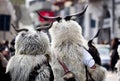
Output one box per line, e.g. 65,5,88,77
0,52,8,81
110,38,120,72
0,46,11,81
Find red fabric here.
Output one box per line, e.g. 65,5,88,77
38,11,55,22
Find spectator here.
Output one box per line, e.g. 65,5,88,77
0,46,11,81
1,40,11,60
110,38,119,72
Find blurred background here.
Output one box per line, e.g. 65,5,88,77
0,0,120,44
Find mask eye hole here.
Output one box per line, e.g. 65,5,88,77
64,16,71,21
56,17,62,22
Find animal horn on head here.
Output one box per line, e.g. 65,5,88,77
65,5,88,21
11,24,28,32
36,22,53,31
88,28,102,45
36,11,62,22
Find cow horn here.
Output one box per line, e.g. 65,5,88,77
11,24,28,32
88,28,102,45
65,5,88,20
36,22,53,31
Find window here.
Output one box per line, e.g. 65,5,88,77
0,14,11,31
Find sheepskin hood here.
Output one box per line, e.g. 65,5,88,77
15,31,51,55
49,19,89,49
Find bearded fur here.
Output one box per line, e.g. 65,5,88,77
49,20,87,81
6,55,51,81
6,31,53,81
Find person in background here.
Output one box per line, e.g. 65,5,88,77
0,43,11,81
110,38,120,72
1,40,11,60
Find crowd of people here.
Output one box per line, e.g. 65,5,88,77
110,38,120,72
0,40,15,81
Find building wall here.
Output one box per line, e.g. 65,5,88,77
0,0,16,42
84,1,103,41
0,27,16,42
114,2,120,38
83,0,120,44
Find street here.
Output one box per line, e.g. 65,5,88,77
106,71,117,81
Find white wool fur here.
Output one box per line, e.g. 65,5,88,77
6,30,52,81
49,19,88,81
49,19,106,81
88,64,107,81
15,31,51,55
49,20,89,49
6,55,51,81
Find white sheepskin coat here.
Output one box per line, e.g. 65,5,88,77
6,30,52,81
49,19,106,81
49,20,88,81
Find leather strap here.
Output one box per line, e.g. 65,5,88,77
85,65,95,81
57,58,69,73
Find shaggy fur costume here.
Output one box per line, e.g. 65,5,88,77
49,19,106,81
87,42,107,81
87,64,106,81
49,20,88,81
6,30,54,81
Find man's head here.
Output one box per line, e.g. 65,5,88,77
12,24,52,55
36,5,88,48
